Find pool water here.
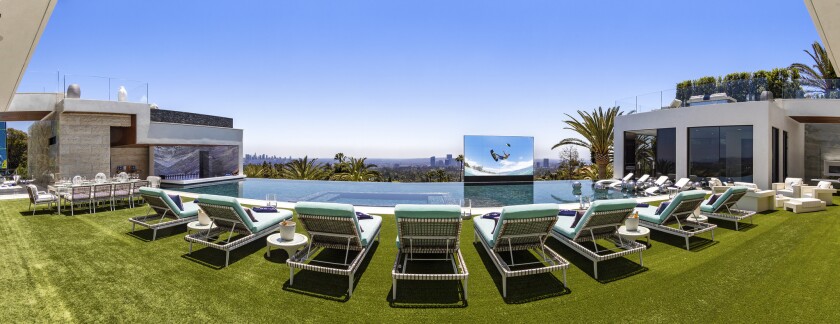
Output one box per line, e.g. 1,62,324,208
173,178,644,207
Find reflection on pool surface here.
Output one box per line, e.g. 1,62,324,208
173,178,645,207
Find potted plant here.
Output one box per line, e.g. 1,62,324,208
626,211,639,231
280,219,296,240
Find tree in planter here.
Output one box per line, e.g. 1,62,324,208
791,41,838,97
675,80,693,104
694,76,717,96
552,106,623,180
723,72,751,102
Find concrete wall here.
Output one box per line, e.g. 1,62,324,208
110,147,149,179
614,101,803,189
0,0,57,111
57,112,131,179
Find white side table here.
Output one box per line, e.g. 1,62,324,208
617,225,651,246
187,221,216,234
267,233,309,260
686,214,708,223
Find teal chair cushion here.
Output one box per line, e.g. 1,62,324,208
553,199,637,239
197,194,260,232
395,204,461,219
294,201,364,245
472,216,498,247
491,203,560,246
702,186,748,213
358,216,383,247
140,187,198,219
635,190,706,224
250,210,293,232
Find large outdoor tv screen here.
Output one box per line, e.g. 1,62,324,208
464,135,534,183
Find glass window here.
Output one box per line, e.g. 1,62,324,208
689,126,753,182
656,128,676,177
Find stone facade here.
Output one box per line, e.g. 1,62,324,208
58,113,131,179
150,109,233,128
110,147,149,179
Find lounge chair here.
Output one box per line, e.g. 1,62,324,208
700,186,755,231
771,177,803,198
189,194,293,266
130,188,200,241
473,204,569,298
643,176,669,195
290,202,382,297
668,178,691,195
551,199,647,279
635,190,716,250
596,173,633,188
392,204,468,301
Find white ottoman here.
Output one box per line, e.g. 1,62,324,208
783,198,826,214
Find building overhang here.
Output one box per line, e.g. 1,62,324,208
804,0,840,72
0,0,57,112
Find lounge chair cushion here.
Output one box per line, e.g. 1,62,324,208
250,210,292,232
492,204,559,244
552,199,637,239
358,216,382,247
473,216,498,247
394,204,461,219
701,186,748,213
168,194,184,211
818,181,833,189
198,194,291,232
637,190,706,224
141,187,199,218
295,201,362,236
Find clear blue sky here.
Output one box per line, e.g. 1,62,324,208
15,0,820,159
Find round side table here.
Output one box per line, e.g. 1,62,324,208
617,225,651,246
267,233,309,260
187,221,216,234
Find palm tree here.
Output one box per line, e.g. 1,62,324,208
552,106,623,180
455,154,464,181
281,156,330,180
333,157,380,181
791,41,838,96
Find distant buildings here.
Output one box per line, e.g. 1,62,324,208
445,154,453,166
430,156,435,167
544,158,550,168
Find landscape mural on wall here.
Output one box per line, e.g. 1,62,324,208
153,145,239,179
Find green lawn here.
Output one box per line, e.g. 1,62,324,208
2,197,840,322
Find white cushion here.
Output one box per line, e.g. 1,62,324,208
817,181,833,189
784,178,803,191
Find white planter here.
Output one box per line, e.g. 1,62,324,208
625,218,639,231
280,223,296,240
198,211,212,226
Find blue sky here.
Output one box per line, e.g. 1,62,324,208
14,0,820,159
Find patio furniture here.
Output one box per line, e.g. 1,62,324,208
700,186,756,231
596,173,632,188
800,181,836,206
289,202,382,297
551,199,647,279
130,180,150,206
187,220,216,234
63,186,92,216
635,190,716,250
733,190,776,212
129,188,200,241
112,182,133,209
190,194,292,267
147,176,161,188
617,225,650,245
25,184,57,215
290,203,382,295
772,178,803,198
644,176,670,196
392,204,468,301
667,178,690,197
267,233,308,259
473,203,569,298
91,184,113,212
784,198,826,214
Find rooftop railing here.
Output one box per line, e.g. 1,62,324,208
17,71,149,104
614,78,840,114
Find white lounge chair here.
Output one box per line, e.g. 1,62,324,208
644,176,669,195
801,181,837,206
596,173,633,188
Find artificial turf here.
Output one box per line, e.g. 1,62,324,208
2,197,840,322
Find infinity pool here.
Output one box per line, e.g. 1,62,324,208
173,178,644,207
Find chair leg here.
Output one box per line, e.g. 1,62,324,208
225,251,230,267
152,229,157,241
348,274,354,297
392,278,397,300
594,261,599,279
289,266,294,286
685,237,690,250
640,250,644,266
464,277,468,301
502,276,507,298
